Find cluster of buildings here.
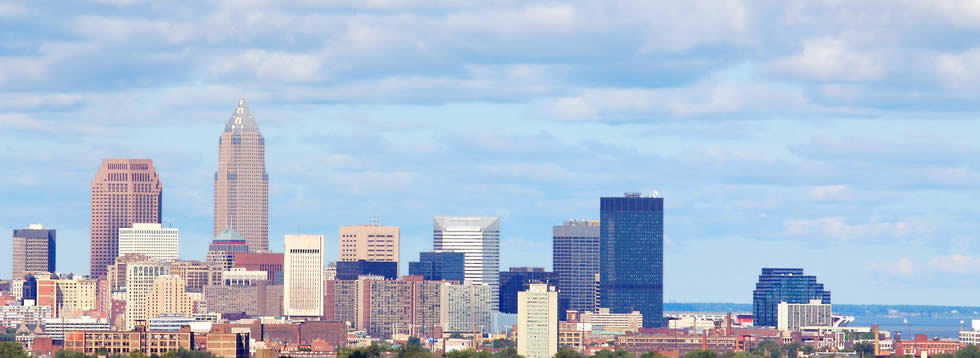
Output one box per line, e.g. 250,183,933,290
6,98,972,358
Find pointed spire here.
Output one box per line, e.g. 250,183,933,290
224,97,260,133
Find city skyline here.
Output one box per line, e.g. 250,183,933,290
5,1,980,307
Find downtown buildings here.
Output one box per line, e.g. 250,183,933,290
12,224,55,280
599,193,665,328
118,223,179,261
89,159,162,278
433,216,500,310
214,98,269,252
752,268,832,327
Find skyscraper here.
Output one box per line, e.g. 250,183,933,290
338,223,399,265
206,228,249,271
90,159,162,278
553,219,599,313
752,268,831,327
284,234,324,318
125,260,169,330
599,193,664,328
12,224,56,279
518,283,559,358
433,216,500,310
118,223,178,261
498,267,561,315
215,98,269,252
408,251,465,282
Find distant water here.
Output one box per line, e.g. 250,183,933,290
851,315,974,339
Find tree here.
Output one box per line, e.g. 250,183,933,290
958,345,980,358
447,349,492,358
934,353,955,358
783,342,803,358
752,340,782,358
0,341,30,358
684,350,719,358
492,339,516,349
593,349,631,358
554,348,585,358
56,351,95,358
853,342,875,358
494,347,522,358
641,352,666,358
127,351,148,358
451,333,466,339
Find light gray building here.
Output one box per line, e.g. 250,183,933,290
433,217,500,310
553,220,599,314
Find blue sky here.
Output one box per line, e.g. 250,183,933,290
3,0,980,305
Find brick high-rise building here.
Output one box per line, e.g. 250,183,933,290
90,159,162,278
214,98,269,252
12,224,56,280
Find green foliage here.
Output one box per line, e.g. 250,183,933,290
492,339,515,349
853,342,875,358
958,345,980,358
593,349,631,358
127,351,148,358
451,333,466,339
554,348,585,358
0,341,30,358
934,353,955,358
783,342,803,358
397,336,428,358
751,340,782,358
683,350,719,358
494,347,522,358
641,352,666,358
340,343,386,358
0,327,16,342
446,349,492,358
56,351,96,358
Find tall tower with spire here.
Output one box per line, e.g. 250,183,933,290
214,98,269,252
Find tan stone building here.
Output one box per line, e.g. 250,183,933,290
214,98,269,252
168,260,222,293
518,284,558,358
35,277,99,318
148,275,194,319
90,159,162,278
338,223,400,264
125,260,169,330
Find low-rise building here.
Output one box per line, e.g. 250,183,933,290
64,323,194,356
42,316,110,342
581,308,642,333
895,334,963,356
0,303,52,328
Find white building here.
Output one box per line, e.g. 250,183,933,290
960,320,980,345
433,216,500,309
221,267,267,286
440,282,494,334
581,308,643,332
0,304,52,328
125,260,170,330
119,223,179,261
42,316,110,342
777,299,832,332
518,283,558,358
284,234,324,318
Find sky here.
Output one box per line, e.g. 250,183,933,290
3,0,980,306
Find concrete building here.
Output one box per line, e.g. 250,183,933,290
615,334,742,355
90,159,162,278
35,277,99,318
339,223,399,265
433,216,500,309
518,283,558,358
600,193,665,328
284,234,324,318
777,299,832,331
0,304,52,328
580,308,642,332
207,228,249,271
147,275,194,320
106,253,150,292
204,282,282,317
118,223,178,261
324,276,445,338
125,260,170,330
409,251,465,282
553,220,599,314
64,324,194,356
440,282,493,334
169,260,222,293
42,317,110,342
499,267,560,315
233,252,284,284
12,225,56,280
215,98,269,253
959,320,980,345
222,268,268,286
336,260,398,280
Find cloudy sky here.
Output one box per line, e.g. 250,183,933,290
3,0,980,305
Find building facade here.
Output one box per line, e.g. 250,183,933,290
433,216,500,309
233,252,284,284
599,193,664,328
64,325,193,356
41,317,110,342
339,224,400,265
168,260,222,293
408,251,465,282
90,159,162,278
206,228,249,271
215,98,269,253
12,225,55,280
118,223,178,261
35,277,99,318
336,260,398,280
204,282,282,317
553,219,599,314
147,275,194,320
518,284,558,358
284,234,325,318
440,282,493,334
777,299,832,331
499,267,560,315
752,268,831,327
125,260,170,330
580,308,643,332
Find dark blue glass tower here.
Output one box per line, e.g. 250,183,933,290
752,268,831,327
599,193,664,328
336,260,398,280
408,251,465,282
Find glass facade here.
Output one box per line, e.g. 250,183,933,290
498,268,564,315
335,260,398,280
752,268,831,327
599,194,664,328
408,251,465,282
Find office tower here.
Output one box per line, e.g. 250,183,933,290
752,268,831,327
440,282,493,334
147,275,194,320
35,277,99,318
777,299,832,331
339,223,400,266
284,234,324,318
324,276,444,338
12,224,56,280
233,252,284,284
518,283,559,358
599,193,665,328
433,216,500,309
499,267,561,315
214,98,269,252
106,253,150,292
118,223,178,261
335,260,397,280
204,281,283,318
90,159,162,278
553,219,599,313
169,260,222,292
207,228,250,271
408,251,465,282
125,260,169,330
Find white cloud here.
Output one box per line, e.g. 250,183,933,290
783,217,931,241
936,48,980,89
209,49,325,82
808,185,853,201
769,37,883,81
